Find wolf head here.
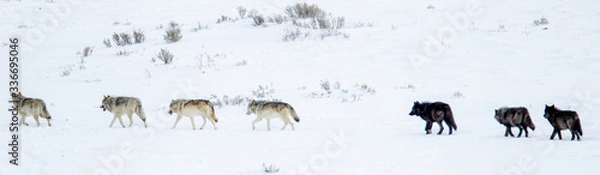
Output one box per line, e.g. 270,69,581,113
409,101,423,116
544,104,556,119
11,92,23,101
101,95,110,111
168,99,178,115
246,100,257,115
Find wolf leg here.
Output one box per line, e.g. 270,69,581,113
281,122,288,130
424,122,432,134
191,117,197,130
570,130,576,141
267,119,271,131
199,116,207,130
446,121,453,135
200,115,206,130
252,117,263,130
517,127,523,138
117,115,125,128
47,118,52,127
34,115,41,127
21,116,29,126
550,129,557,140
436,122,444,135
109,116,117,127
209,116,217,130
557,130,563,140
127,113,134,127
171,115,182,129
523,127,529,138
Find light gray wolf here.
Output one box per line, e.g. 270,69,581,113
168,99,218,130
408,101,457,135
246,100,300,131
494,107,535,137
101,95,148,128
544,104,582,141
11,92,52,127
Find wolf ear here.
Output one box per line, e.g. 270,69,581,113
18,92,22,96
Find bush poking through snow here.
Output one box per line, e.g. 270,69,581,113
252,14,266,26
133,29,145,43
533,17,549,26
164,21,182,43
155,48,174,64
309,80,375,103
453,91,465,98
285,2,326,19
116,50,132,56
103,39,112,48
191,22,209,32
283,28,309,42
80,46,93,57
216,15,235,24
269,15,288,24
237,7,247,19
263,163,280,173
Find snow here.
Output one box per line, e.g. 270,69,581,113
1,0,599,174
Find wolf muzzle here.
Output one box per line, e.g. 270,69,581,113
100,105,106,111
168,110,173,115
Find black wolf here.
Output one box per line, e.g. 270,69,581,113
494,107,535,138
543,105,583,141
409,101,457,135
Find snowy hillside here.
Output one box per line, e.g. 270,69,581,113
1,0,599,174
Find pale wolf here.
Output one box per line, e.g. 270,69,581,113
101,95,148,128
246,100,300,131
543,105,583,141
11,92,52,127
409,101,457,135
168,99,218,130
494,107,535,138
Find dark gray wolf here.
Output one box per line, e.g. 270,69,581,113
101,95,148,128
494,107,535,137
543,105,582,141
246,100,300,131
168,99,218,130
408,101,457,135
11,92,52,127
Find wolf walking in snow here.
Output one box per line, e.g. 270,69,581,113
543,105,582,141
246,100,300,131
409,101,457,135
101,95,148,128
168,99,218,130
494,107,535,138
11,92,52,127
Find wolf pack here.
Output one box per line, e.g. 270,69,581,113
11,92,585,141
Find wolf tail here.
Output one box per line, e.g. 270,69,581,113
575,118,583,136
41,103,52,119
444,106,457,130
289,106,300,123
525,113,535,130
209,104,218,123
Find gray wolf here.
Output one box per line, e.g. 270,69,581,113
543,104,582,141
168,99,218,130
101,95,148,128
494,107,535,137
408,101,457,135
246,100,300,131
11,92,52,127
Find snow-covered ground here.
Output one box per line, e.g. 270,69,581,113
1,0,599,174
